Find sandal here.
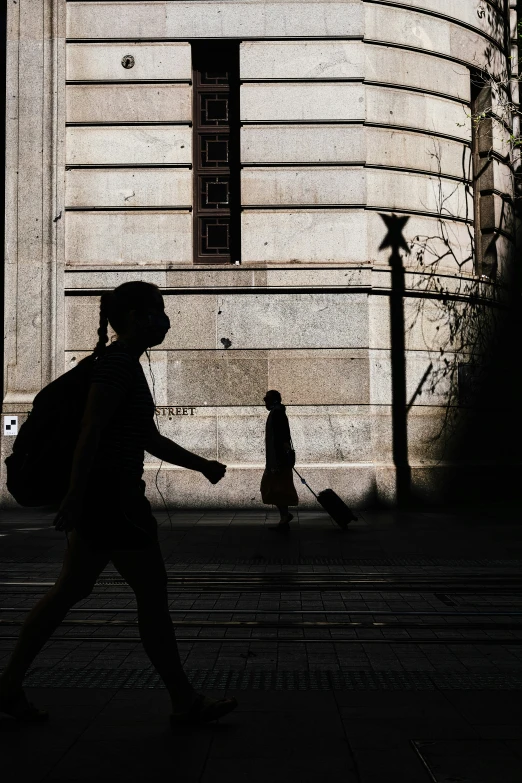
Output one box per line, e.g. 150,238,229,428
0,689,49,722
170,694,238,726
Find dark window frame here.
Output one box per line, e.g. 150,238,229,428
191,41,241,265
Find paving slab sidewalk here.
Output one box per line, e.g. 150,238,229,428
1,505,521,782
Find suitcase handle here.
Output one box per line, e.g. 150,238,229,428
292,467,319,500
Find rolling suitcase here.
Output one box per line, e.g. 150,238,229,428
293,468,357,529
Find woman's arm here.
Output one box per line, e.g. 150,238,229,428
272,410,292,471
145,422,226,484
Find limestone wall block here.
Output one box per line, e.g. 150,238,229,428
265,266,369,289
66,126,192,166
241,83,365,122
64,270,168,290
165,268,269,289
65,211,192,265
240,40,364,79
17,40,47,167
66,84,191,123
241,167,366,206
478,193,515,235
479,232,517,278
65,300,108,351
241,210,368,263
370,293,475,354
366,85,470,141
65,294,216,351
268,349,370,405
370,405,450,464
166,350,269,407
449,23,505,76
365,4,504,70
66,42,191,81
151,413,218,461
367,168,472,219
67,2,364,40
216,292,369,349
241,125,365,164
66,169,192,208
405,407,460,463
477,119,513,159
475,156,514,196
370,348,456,407
365,4,452,57
216,411,266,464
365,43,469,101
162,295,217,350
366,211,474,273
67,2,167,39
215,406,373,464
366,128,471,181
372,0,505,41
289,408,373,463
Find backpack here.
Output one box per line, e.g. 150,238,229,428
5,354,96,507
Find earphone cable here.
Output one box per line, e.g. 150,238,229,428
146,349,173,532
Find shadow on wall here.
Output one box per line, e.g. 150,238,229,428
379,170,522,509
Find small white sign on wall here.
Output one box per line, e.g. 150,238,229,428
3,416,18,436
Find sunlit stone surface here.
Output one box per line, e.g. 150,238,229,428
2,1,518,508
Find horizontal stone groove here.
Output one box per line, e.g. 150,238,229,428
364,38,503,74
64,288,503,309
365,80,469,105
240,79,469,106
65,164,192,169
64,161,473,183
66,80,192,85
65,121,192,127
241,78,363,83
240,161,473,182
61,204,475,221
65,206,192,211
239,204,473,224
66,36,365,43
242,121,471,146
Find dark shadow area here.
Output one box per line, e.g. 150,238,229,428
379,214,412,508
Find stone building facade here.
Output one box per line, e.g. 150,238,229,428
2,1,520,508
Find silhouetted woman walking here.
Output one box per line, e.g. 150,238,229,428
261,390,299,531
0,282,237,725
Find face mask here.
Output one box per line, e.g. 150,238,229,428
143,311,171,347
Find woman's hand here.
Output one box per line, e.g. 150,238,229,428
201,460,227,485
53,493,83,533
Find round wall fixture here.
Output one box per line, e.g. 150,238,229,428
121,55,135,69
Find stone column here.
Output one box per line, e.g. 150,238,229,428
4,0,65,407
2,0,65,500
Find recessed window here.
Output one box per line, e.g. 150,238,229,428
192,42,240,264
471,74,496,277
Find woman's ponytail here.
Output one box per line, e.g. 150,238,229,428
93,293,110,357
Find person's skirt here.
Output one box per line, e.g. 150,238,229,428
74,472,158,552
260,468,299,507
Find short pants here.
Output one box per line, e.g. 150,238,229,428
74,473,158,551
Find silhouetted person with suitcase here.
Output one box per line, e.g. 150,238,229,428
261,390,299,532
0,281,237,726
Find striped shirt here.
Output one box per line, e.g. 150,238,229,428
90,342,155,478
